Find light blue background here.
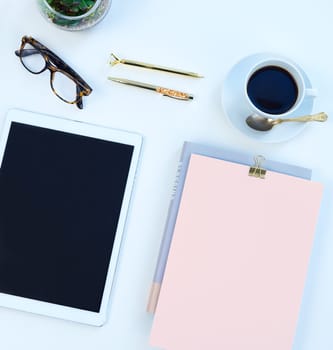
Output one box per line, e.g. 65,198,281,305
0,1,333,349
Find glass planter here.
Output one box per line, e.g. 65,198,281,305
37,0,111,31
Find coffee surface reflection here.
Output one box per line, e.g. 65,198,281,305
247,65,298,115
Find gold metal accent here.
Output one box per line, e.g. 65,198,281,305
108,76,194,101
109,53,122,66
109,53,203,78
156,87,193,100
108,77,156,90
272,112,328,125
249,155,266,179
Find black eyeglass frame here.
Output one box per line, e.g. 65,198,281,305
15,36,92,109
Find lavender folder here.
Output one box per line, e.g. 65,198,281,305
146,142,312,313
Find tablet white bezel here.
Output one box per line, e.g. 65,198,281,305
0,109,142,326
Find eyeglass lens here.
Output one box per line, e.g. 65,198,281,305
20,41,79,104
51,71,79,104
20,43,46,74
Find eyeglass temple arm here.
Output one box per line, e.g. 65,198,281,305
16,48,62,63
42,50,93,92
15,48,91,90
15,48,40,57
76,85,84,109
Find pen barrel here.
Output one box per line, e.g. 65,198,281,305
122,59,201,78
156,87,193,100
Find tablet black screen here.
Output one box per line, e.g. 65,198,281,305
0,122,134,312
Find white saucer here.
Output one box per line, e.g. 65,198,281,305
221,53,315,143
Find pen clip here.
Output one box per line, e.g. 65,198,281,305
109,53,122,66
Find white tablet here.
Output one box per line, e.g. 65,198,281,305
0,109,142,326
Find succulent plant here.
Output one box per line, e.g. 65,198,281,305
46,0,97,16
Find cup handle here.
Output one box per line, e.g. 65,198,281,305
305,88,318,97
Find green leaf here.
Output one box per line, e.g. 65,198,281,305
47,0,97,15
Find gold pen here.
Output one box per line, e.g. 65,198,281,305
109,53,203,78
108,77,194,101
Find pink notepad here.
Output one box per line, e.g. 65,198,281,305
150,154,323,350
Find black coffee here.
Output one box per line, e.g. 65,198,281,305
247,65,298,115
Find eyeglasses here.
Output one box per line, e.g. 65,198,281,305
15,36,92,109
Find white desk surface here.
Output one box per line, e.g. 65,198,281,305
1,1,333,349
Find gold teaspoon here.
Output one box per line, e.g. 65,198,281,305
246,112,328,131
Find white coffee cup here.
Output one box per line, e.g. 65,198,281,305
244,57,317,118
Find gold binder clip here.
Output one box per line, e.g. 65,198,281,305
249,155,266,179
